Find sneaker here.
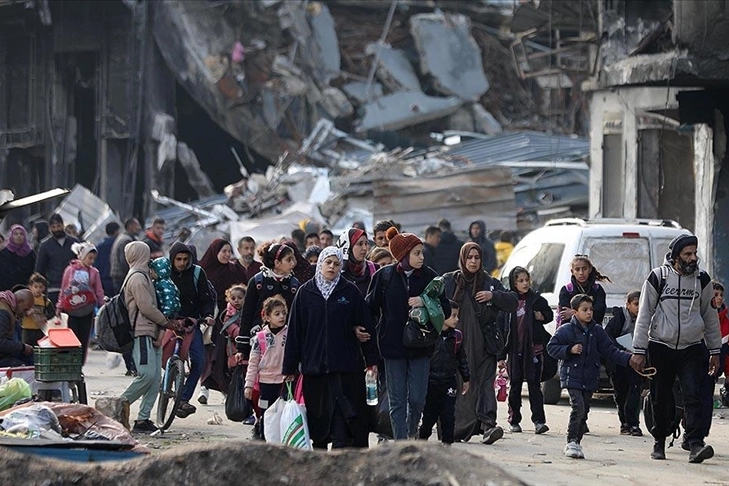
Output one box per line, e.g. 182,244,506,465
198,387,209,404
132,419,158,434
629,426,643,437
510,424,522,433
251,421,263,440
620,424,631,435
175,401,197,418
651,440,666,460
534,423,549,435
125,369,138,377
243,414,256,425
688,444,714,463
564,441,581,459
481,426,504,445
575,442,585,459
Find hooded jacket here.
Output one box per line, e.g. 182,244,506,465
110,231,136,281
469,220,497,273
150,257,181,318
633,258,721,355
169,242,216,320
558,275,607,325
123,242,168,338
428,328,470,385
434,231,462,275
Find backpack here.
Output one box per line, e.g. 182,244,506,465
58,267,97,317
94,271,144,354
193,265,218,303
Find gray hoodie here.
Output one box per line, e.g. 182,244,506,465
633,257,721,355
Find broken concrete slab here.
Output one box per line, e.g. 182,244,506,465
365,42,422,92
472,103,503,134
320,86,354,118
410,13,489,101
342,81,384,103
95,397,131,431
357,91,463,132
306,2,340,79
177,142,217,198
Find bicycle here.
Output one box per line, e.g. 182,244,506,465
156,318,196,431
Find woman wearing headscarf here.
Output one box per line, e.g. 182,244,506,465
0,225,36,291
31,220,49,254
337,228,377,296
442,242,518,444
366,227,451,440
283,246,378,449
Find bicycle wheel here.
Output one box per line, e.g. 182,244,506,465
157,358,185,430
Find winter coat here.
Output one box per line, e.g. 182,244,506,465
0,248,36,291
122,242,168,339
366,264,451,360
547,316,631,391
429,328,470,385
142,231,164,258
169,242,216,320
558,276,607,325
58,260,106,315
469,220,497,274
0,301,23,358
246,325,288,387
94,236,116,296
499,290,553,362
36,235,79,290
283,278,378,376
633,262,721,355
423,243,437,274
434,231,462,275
150,257,181,318
604,306,635,352
341,260,377,296
110,232,135,281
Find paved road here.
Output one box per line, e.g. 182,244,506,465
83,348,729,485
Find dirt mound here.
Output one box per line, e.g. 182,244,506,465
5,441,524,486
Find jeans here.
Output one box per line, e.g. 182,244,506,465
508,354,546,426
121,336,162,421
477,353,498,430
181,326,205,402
648,342,708,446
567,388,592,443
385,357,430,440
419,377,457,444
610,365,642,427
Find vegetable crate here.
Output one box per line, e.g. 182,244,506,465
34,347,83,382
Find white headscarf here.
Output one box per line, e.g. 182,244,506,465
72,242,97,262
315,246,343,300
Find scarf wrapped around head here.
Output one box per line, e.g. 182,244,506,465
0,291,17,311
337,228,367,275
454,242,486,302
72,242,97,263
315,246,343,300
5,225,33,257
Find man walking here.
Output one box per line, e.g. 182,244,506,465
95,222,120,296
110,218,142,293
35,214,79,304
234,236,262,283
632,234,721,463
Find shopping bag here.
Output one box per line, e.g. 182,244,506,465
264,397,285,444
0,378,31,412
225,365,251,422
279,387,311,450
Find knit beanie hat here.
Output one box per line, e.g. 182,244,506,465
669,234,698,260
387,227,422,263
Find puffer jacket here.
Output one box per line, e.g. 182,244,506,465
150,257,181,318
547,316,630,391
633,260,721,355
123,242,168,339
428,328,470,385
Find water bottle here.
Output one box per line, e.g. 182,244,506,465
365,369,378,406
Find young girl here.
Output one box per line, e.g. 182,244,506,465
222,284,247,368
558,255,610,327
244,295,288,441
498,266,553,434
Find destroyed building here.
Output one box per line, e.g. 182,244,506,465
0,0,595,237
586,0,729,281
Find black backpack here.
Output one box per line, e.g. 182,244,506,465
94,271,143,353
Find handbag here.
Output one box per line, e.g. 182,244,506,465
470,293,505,356
402,319,439,349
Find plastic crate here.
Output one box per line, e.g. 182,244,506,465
34,347,83,382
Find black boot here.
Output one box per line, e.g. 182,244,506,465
651,440,666,460
688,444,714,463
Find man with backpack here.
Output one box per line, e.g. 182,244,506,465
632,234,721,463
169,243,216,419
119,242,179,434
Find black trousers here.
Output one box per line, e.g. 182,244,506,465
648,342,709,447
507,354,546,426
419,377,457,444
258,382,285,441
610,365,642,428
567,388,592,443
68,313,94,365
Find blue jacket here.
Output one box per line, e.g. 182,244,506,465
283,278,378,376
95,236,116,296
547,316,631,391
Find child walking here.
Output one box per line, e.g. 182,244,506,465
558,255,610,326
499,266,553,434
418,302,470,445
22,273,55,347
548,294,640,459
604,290,643,436
221,284,247,368
244,295,288,441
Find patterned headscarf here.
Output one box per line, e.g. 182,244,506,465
5,225,33,257
315,246,343,300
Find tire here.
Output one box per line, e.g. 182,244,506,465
157,358,185,430
542,378,562,405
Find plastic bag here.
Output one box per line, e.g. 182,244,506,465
105,352,123,370
280,383,311,450
0,404,62,438
0,378,31,411
225,365,251,422
264,397,285,444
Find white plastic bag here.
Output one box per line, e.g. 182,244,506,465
0,404,62,438
264,397,285,444
280,399,311,450
105,352,123,370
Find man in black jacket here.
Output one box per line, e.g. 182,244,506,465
434,219,462,275
0,289,34,367
423,226,441,273
169,242,216,419
35,214,79,304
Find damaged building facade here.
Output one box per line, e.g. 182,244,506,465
587,0,729,281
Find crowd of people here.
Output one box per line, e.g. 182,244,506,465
0,214,723,464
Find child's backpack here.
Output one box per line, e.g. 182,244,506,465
94,271,144,354
58,267,96,317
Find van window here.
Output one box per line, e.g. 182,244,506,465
582,237,651,296
653,238,673,266
501,243,565,294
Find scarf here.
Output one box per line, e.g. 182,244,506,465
5,225,33,257
145,229,162,243
315,247,343,300
453,242,485,303
199,239,244,300
0,291,17,311
337,228,367,274
261,266,289,281
72,242,97,263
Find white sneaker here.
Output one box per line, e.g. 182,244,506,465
564,441,581,459
575,442,585,459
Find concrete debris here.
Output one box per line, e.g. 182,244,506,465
472,103,503,135
357,91,463,132
177,143,217,199
320,86,354,118
342,81,384,103
410,13,489,101
365,43,422,92
306,2,341,79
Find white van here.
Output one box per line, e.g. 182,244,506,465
500,218,691,403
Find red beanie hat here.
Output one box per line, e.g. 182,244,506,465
387,227,422,262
